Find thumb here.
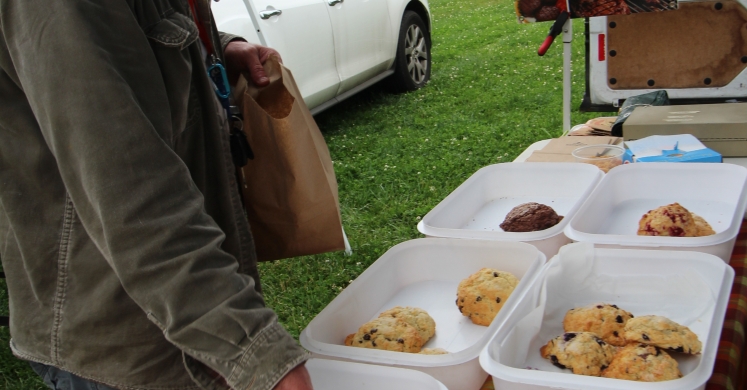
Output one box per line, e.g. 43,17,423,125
245,50,270,87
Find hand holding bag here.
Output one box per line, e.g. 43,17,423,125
234,56,347,261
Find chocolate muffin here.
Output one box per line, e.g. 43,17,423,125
500,202,563,232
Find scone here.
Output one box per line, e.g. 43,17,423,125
344,333,355,346
456,268,519,326
637,203,698,237
348,317,424,353
692,213,716,236
540,332,616,376
563,303,634,346
623,315,702,354
500,202,563,232
419,348,449,355
378,306,436,342
602,343,682,381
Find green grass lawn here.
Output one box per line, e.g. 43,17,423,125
0,0,613,387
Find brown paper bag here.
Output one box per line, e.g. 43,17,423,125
234,57,345,261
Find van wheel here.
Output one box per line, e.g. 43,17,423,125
389,11,431,92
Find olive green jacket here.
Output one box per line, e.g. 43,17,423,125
0,1,307,389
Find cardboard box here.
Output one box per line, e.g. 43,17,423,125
525,136,622,163
623,103,747,157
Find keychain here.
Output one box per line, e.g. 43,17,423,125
188,0,253,167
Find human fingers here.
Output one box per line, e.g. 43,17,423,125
272,363,313,390
258,46,282,64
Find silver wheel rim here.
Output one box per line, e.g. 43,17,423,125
404,24,428,84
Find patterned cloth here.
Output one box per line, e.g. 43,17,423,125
481,220,747,390
707,220,747,390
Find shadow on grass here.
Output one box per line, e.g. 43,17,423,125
313,78,397,133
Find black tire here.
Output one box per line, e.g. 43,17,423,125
389,11,431,92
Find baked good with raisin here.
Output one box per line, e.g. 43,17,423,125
419,348,449,355
563,303,634,346
623,315,702,354
602,343,682,381
344,333,355,346
378,306,436,342
456,268,519,326
540,332,617,376
347,317,424,353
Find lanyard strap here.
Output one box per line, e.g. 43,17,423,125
187,0,217,57
186,0,230,101
185,0,253,167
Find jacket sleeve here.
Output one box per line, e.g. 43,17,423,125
220,32,247,53
0,1,307,389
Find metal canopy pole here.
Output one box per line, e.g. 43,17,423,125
562,19,573,134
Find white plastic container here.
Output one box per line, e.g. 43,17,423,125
306,358,448,390
479,243,735,390
300,238,546,390
564,163,747,262
417,162,603,259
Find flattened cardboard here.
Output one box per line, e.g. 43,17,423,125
526,151,577,162
607,0,747,89
539,136,622,154
623,103,747,157
586,116,617,132
526,136,622,162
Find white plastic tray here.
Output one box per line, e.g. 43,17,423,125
479,243,735,390
418,162,603,259
564,162,747,261
300,238,546,390
307,358,447,390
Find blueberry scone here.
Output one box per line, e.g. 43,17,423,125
540,332,617,376
623,315,702,354
602,343,682,381
563,303,634,346
379,306,436,342
456,268,519,326
348,317,424,353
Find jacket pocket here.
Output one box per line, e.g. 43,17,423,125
144,10,199,49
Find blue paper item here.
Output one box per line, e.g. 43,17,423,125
623,148,635,163
624,134,722,163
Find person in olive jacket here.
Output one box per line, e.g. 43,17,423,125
0,0,312,389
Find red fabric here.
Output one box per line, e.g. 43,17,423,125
186,0,216,56
706,220,747,390
481,220,747,390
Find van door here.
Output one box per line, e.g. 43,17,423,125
325,0,394,94
246,0,341,109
